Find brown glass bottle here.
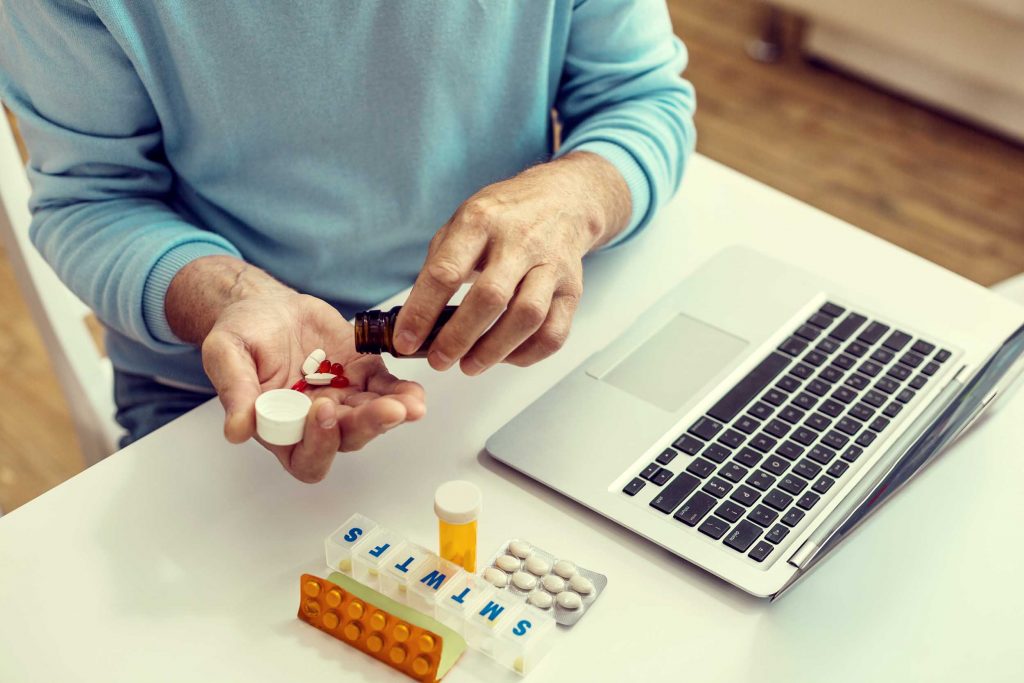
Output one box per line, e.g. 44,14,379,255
353,305,458,357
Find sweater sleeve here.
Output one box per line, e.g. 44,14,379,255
556,0,697,246
0,0,240,348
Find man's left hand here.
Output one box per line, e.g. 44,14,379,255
393,151,631,374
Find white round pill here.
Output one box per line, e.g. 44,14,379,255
569,573,594,595
511,571,537,591
555,591,582,610
553,560,576,579
304,372,336,385
495,555,520,572
541,574,565,593
483,567,508,588
527,591,553,609
508,540,532,559
524,555,550,576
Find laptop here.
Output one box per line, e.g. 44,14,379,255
485,247,1024,598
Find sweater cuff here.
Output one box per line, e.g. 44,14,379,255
142,240,240,345
564,140,651,248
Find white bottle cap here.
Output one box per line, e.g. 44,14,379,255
254,389,311,446
434,480,482,525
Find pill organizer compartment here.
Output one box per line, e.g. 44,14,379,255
351,527,406,590
378,541,434,602
407,554,465,617
494,605,557,675
325,513,380,575
464,591,524,656
435,572,494,635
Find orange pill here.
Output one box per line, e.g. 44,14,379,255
369,612,387,631
411,656,432,676
343,622,362,641
366,633,384,652
347,600,364,619
303,600,320,618
417,634,435,652
325,589,343,607
322,611,339,630
389,645,407,664
392,623,410,642
303,580,321,597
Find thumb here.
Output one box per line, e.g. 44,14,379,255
202,331,262,443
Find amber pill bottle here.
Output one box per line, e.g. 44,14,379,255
353,305,458,357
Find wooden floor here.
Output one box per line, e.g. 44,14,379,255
1,0,1023,512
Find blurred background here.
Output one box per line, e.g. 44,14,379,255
2,0,1023,513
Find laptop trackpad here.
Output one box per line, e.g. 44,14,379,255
601,314,748,412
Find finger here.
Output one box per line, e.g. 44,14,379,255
461,265,557,375
202,330,262,444
426,247,533,370
364,370,427,421
393,221,488,355
505,286,580,367
285,397,342,483
343,391,381,407
338,397,408,452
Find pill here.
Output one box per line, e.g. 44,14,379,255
569,574,595,595
305,372,336,385
495,555,520,572
508,540,532,559
290,379,308,392
527,590,553,609
330,375,350,388
331,362,344,375
310,349,327,362
301,357,320,375
483,567,508,588
555,591,582,610
541,574,565,593
553,560,576,579
318,359,332,373
511,571,537,591
524,555,550,576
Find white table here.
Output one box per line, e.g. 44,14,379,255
2,156,1022,682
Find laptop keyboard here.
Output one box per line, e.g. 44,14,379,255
621,302,952,565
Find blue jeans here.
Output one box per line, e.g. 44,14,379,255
114,370,213,448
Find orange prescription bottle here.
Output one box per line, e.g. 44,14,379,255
433,481,482,573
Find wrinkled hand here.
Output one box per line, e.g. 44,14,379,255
168,257,425,482
393,151,631,374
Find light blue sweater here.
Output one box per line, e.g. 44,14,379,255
0,1,695,392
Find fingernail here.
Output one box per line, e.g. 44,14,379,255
396,330,418,354
430,350,452,368
383,416,403,429
462,358,484,376
317,403,336,429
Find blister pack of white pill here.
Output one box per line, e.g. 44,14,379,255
482,539,607,626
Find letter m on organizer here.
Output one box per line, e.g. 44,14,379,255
419,570,447,590
478,600,505,622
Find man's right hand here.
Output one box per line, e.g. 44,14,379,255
166,256,426,483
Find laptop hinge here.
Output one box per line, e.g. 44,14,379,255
788,539,817,569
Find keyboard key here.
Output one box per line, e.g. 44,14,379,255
703,443,732,464
792,427,817,446
829,313,866,341
776,441,804,461
765,419,791,438
807,379,830,396
708,352,791,422
793,392,818,410
831,386,857,404
935,349,951,363
849,403,875,421
883,402,903,418
734,415,761,435
819,365,844,384
845,373,869,390
672,434,704,455
698,516,730,540
702,476,733,498
863,390,887,408
779,405,805,424
822,430,849,450
656,448,677,465
815,338,840,355
746,470,776,491
673,491,716,526
782,507,805,527
623,478,645,496
805,413,832,432
795,324,821,342
765,523,790,544
720,462,748,483
841,445,863,462
725,520,763,553
887,363,911,381
762,455,790,475
729,485,760,507
734,447,762,468
748,541,774,562
896,388,915,403
688,416,723,440
792,363,814,379
763,389,788,406
858,360,883,378
797,492,820,510
807,312,833,329
775,375,801,393
856,430,877,447
747,504,778,527
715,501,745,523
652,468,674,486
803,350,828,368
764,489,794,511
750,433,777,453
837,417,861,436
778,336,809,357
874,377,899,395
912,340,935,355
640,463,660,480
794,459,821,480
826,460,849,478
858,321,889,345
808,445,836,465
779,474,807,494
870,348,895,364
649,472,700,513
846,341,870,358
882,330,912,351
869,416,890,432
819,302,845,317
718,429,745,449
812,475,834,494
749,401,774,419
834,354,856,370
922,361,940,376
686,458,716,479
899,351,924,368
